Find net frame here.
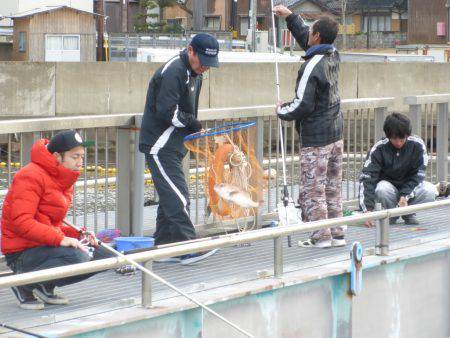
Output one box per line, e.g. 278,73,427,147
184,122,264,231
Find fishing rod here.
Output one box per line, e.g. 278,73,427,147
63,220,254,338
270,0,293,247
0,323,47,338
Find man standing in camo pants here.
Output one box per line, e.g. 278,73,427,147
274,6,345,248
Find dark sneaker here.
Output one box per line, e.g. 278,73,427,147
115,265,136,275
298,238,332,248
180,249,218,265
11,286,44,310
402,215,420,225
154,257,182,263
331,236,346,247
389,217,399,225
33,284,69,305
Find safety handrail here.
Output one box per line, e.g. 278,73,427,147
1,198,449,289
0,97,394,134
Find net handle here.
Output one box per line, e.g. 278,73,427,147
184,121,256,141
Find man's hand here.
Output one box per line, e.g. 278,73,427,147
363,211,374,228
82,233,99,247
398,196,408,208
60,236,88,253
275,101,282,114
273,5,292,18
364,219,374,228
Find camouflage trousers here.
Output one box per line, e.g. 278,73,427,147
298,140,345,241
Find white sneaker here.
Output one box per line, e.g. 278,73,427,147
298,238,332,248
180,249,219,265
331,238,347,247
154,257,181,263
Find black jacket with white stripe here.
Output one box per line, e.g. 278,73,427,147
277,14,343,148
139,49,202,156
359,136,429,212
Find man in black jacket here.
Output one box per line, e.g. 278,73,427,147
273,6,345,248
360,113,437,226
139,34,219,264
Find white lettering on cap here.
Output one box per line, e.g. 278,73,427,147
204,48,218,56
75,132,83,143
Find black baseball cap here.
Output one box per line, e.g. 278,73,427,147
190,33,219,68
47,130,94,154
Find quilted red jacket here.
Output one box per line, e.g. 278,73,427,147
1,139,81,254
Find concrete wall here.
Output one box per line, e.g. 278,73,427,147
0,62,55,116
353,251,450,338
0,61,450,117
41,243,449,338
128,250,449,338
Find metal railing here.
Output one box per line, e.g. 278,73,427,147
109,32,233,62
2,95,450,236
405,94,450,183
1,99,390,234
0,114,136,234
0,199,449,297
0,94,450,333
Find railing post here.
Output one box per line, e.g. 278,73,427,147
375,203,389,256
132,115,145,236
116,116,145,237
409,104,422,137
255,116,264,167
255,116,265,227
21,132,40,165
274,236,283,277
116,128,132,236
142,260,153,308
125,34,130,62
374,107,387,140
436,102,448,182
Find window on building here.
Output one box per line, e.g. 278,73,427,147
63,35,80,50
363,15,392,32
205,16,220,30
167,18,182,26
256,17,265,30
240,17,265,35
240,17,249,36
18,32,26,53
45,35,81,62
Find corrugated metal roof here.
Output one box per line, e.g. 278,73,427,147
6,6,101,19
0,28,13,36
277,0,406,13
324,0,359,12
359,0,407,10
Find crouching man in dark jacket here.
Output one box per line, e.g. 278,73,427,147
273,5,345,248
360,113,438,227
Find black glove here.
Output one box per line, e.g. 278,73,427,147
189,119,202,133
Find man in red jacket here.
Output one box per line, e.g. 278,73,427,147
1,130,112,310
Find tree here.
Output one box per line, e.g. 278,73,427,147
134,0,160,32
135,0,192,33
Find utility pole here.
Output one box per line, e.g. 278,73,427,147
341,0,347,50
122,0,129,32
249,0,257,52
96,0,105,61
366,11,371,49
